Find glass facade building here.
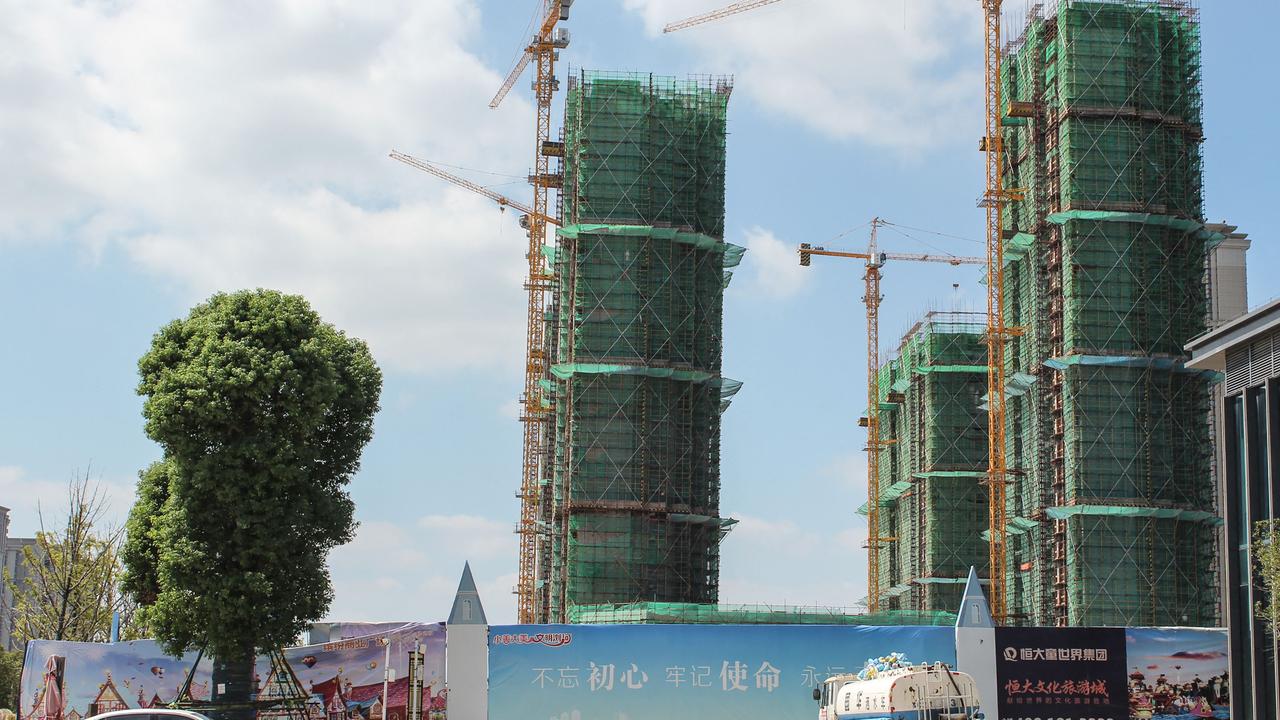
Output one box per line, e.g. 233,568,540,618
1188,297,1280,720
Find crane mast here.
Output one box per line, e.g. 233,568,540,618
519,0,565,624
863,220,885,613
982,0,1017,624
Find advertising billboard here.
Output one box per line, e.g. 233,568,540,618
995,627,1128,720
994,626,1230,720
18,622,446,720
488,623,956,719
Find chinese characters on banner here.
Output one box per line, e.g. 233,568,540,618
994,627,1128,720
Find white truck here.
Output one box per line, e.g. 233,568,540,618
813,662,984,720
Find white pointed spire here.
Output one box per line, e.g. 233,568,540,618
448,562,487,625
956,566,994,628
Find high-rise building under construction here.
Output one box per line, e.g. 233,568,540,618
534,71,742,623
870,312,991,614
998,0,1219,626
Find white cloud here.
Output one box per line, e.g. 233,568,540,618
623,0,983,150
718,512,867,609
0,0,533,374
822,451,869,494
0,466,134,537
326,515,517,624
740,226,808,299
417,513,515,559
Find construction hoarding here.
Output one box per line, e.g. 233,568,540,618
18,622,446,720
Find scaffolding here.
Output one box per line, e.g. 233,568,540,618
998,0,1218,627
538,71,740,622
867,312,990,614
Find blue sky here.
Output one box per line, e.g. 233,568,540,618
1125,628,1228,682
1,0,1275,625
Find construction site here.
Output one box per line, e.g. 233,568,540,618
394,0,1240,631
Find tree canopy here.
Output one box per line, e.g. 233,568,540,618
124,289,381,661
1256,519,1280,629
0,650,21,712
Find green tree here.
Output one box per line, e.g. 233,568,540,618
1256,519,1280,629
5,473,139,644
0,649,21,712
124,289,381,720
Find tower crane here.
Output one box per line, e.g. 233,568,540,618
487,0,572,624
668,0,1022,620
980,0,1024,623
800,219,983,613
389,151,559,227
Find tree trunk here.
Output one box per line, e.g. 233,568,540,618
211,648,256,720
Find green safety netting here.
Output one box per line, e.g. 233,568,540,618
537,71,738,621
1003,232,1037,266
980,516,1041,540
913,365,987,374
994,1,1216,627
558,224,745,267
550,363,713,382
1047,210,1204,232
1043,354,1215,377
562,70,730,237
868,313,991,614
877,480,914,507
1045,504,1221,525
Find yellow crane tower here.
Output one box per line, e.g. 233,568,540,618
487,0,573,623
800,218,984,612
667,0,1022,619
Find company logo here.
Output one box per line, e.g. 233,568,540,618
492,632,573,648
1002,646,1110,662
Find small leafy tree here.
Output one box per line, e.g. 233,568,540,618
124,289,381,720
5,473,140,644
1255,519,1280,629
0,649,22,712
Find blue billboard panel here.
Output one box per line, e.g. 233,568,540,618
488,624,956,719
